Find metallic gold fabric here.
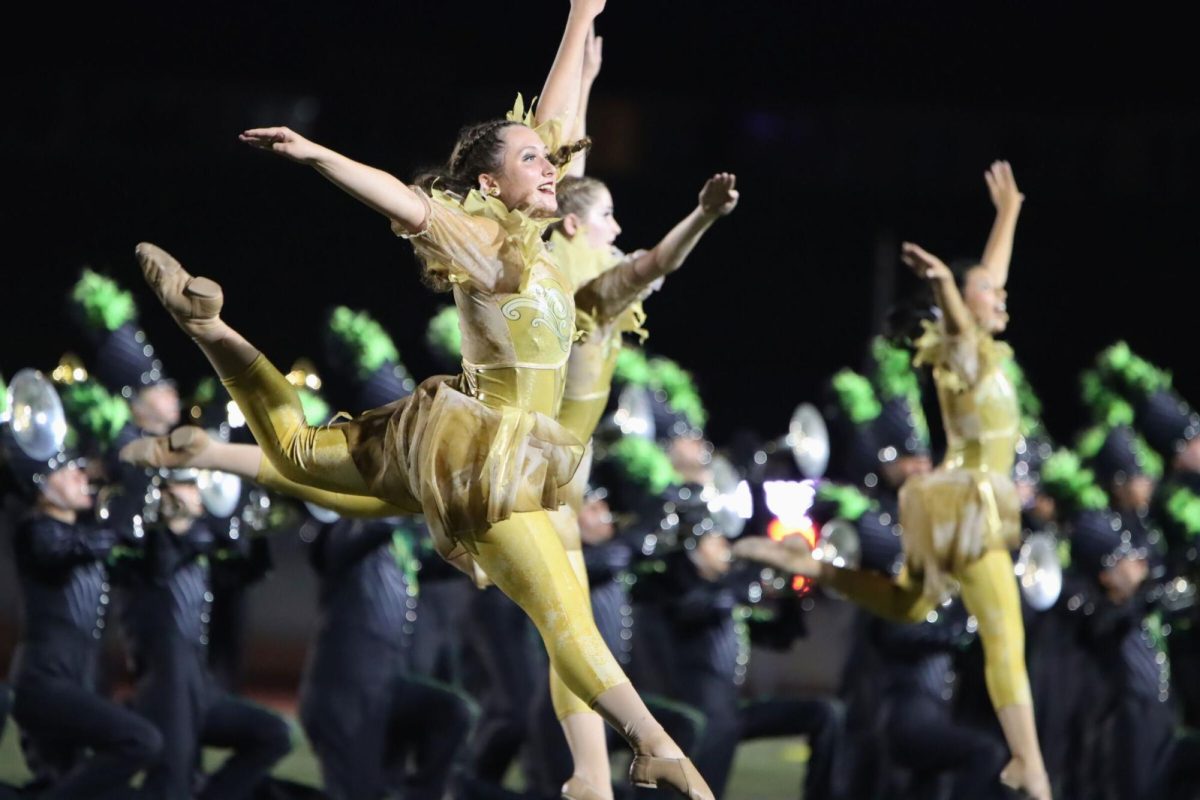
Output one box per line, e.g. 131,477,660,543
900,321,1022,599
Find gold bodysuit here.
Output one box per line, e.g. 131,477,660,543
899,319,1022,598
224,188,587,566
221,187,630,714
541,230,655,717
824,319,1031,709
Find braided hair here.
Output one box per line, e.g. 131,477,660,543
411,120,590,291
414,120,590,198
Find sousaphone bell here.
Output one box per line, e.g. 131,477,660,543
1015,532,1063,611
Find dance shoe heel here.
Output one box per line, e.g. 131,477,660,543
629,755,714,800
561,774,607,800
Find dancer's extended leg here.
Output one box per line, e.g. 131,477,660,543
120,427,403,518
472,511,712,799
957,550,1049,800
136,243,372,497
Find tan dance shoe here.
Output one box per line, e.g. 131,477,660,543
135,242,224,338
119,426,211,469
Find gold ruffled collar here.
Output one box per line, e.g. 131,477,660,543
429,188,558,291
913,318,1013,394
547,229,622,291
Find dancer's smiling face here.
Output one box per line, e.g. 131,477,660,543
961,265,1008,333
477,125,559,216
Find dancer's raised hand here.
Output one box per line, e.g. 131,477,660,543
699,173,739,217
571,0,606,20
239,127,325,164
900,242,952,284
984,160,1023,215
581,25,603,86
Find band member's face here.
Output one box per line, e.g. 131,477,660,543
42,465,93,511
133,383,181,434
578,497,615,546
669,436,712,486
1111,474,1154,512
1100,556,1148,604
881,453,931,489
1176,436,1200,474
161,481,203,522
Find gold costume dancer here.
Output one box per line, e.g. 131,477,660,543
543,172,738,797
736,163,1050,800
130,5,712,798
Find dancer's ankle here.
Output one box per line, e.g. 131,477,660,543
634,726,683,760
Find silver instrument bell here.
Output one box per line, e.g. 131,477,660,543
1015,533,1063,612
788,403,830,479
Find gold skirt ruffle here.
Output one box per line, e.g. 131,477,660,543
345,374,585,568
898,467,1021,601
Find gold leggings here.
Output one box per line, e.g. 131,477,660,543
255,457,403,518
223,354,627,714
826,548,1032,709
545,504,600,718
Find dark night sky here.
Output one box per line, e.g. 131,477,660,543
3,1,1198,448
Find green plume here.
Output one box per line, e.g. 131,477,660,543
1080,370,1135,427
1095,341,1172,397
1039,449,1108,514
425,306,462,361
0,374,7,416
71,269,137,332
648,357,708,430
1166,486,1200,540
1075,425,1109,460
1001,357,1045,438
297,388,331,427
831,370,881,425
871,338,917,402
609,436,683,495
191,376,220,409
329,306,401,378
614,347,653,386
870,337,929,444
60,381,132,447
815,482,874,522
1133,433,1164,480
391,526,421,593
1056,538,1072,570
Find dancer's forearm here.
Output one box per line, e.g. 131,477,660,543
537,2,603,129
310,148,427,230
980,204,1020,289
630,206,719,283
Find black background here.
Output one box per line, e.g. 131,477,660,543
4,1,1197,446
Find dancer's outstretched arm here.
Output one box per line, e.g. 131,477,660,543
239,128,428,231
628,173,739,281
575,174,738,319
566,25,602,178
978,160,1023,289
901,242,974,337
536,0,606,129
